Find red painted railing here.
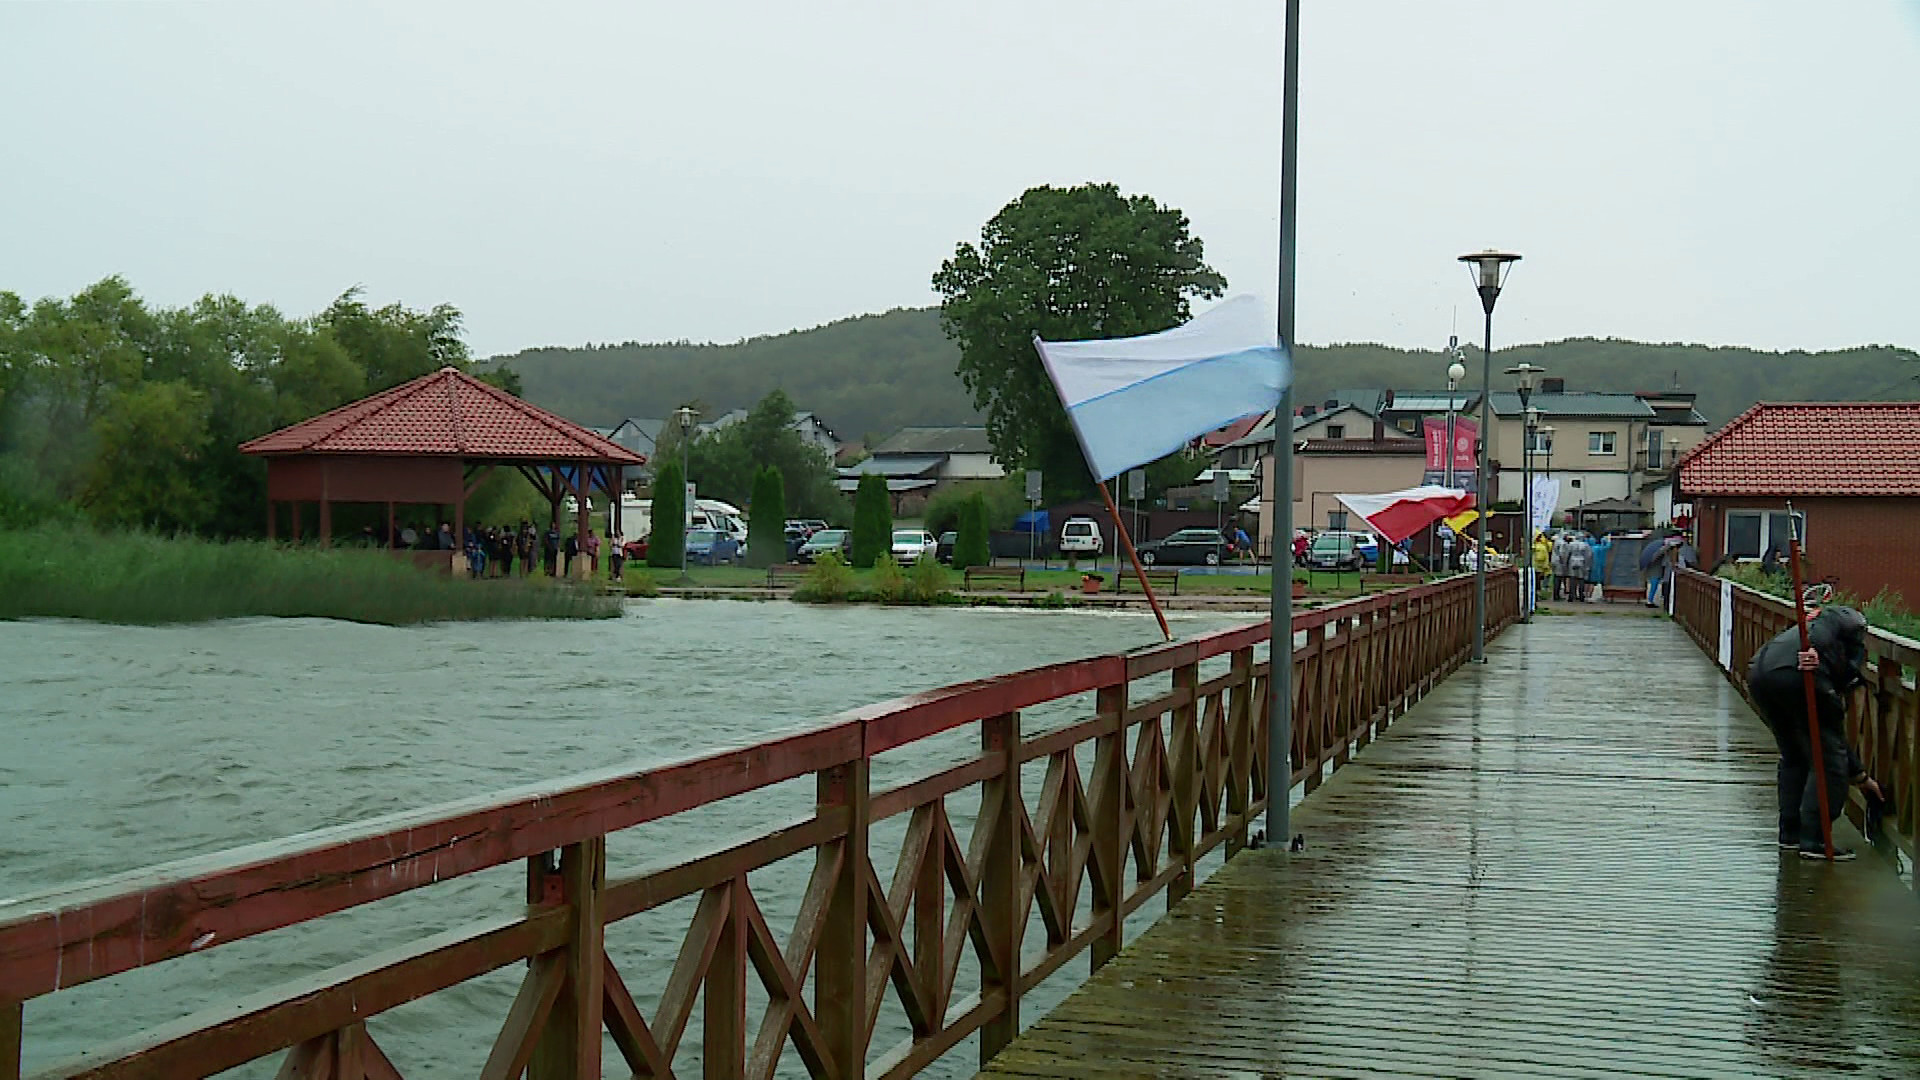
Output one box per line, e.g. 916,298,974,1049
1673,568,1920,881
0,571,1517,1080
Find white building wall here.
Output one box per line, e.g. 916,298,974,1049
941,452,1006,481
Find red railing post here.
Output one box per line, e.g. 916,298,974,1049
979,711,1022,1065
529,837,606,1080
1226,646,1255,856
815,759,870,1080
1167,660,1200,906
1090,683,1127,971
2,999,19,1080
703,876,748,1079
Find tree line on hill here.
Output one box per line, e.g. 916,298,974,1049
491,311,1916,466
0,277,521,535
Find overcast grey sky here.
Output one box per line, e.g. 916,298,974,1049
4,2,1916,358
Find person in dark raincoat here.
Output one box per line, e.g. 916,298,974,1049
1745,605,1882,859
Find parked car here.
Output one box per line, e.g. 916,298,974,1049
1058,516,1104,557
937,531,957,563
889,529,940,565
1135,528,1231,567
1305,531,1370,571
684,528,740,566
795,528,850,563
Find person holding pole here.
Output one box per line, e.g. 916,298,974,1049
1745,604,1880,860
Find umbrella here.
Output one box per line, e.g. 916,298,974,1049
1639,534,1682,570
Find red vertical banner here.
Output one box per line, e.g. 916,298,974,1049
1451,417,1478,474
1421,417,1446,471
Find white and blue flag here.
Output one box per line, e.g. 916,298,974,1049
1033,295,1291,482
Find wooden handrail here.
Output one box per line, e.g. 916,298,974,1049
1672,568,1919,878
0,570,1520,1080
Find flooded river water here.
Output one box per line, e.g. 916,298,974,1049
1,600,1256,1078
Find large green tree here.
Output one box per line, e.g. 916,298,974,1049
932,184,1226,502
685,389,840,518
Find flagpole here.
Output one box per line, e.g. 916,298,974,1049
1098,481,1173,641
1265,0,1300,848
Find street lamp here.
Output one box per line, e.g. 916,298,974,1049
675,405,698,580
1507,363,1547,621
1459,249,1522,662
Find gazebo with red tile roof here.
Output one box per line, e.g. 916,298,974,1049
241,367,644,569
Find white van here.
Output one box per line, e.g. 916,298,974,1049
1059,516,1104,556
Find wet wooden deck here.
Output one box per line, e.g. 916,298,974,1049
979,615,1920,1079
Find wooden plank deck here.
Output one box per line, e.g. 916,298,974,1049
979,614,1920,1079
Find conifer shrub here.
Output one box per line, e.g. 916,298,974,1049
954,494,992,571
850,473,892,568
648,462,685,569
746,467,786,569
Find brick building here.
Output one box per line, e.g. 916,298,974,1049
1677,402,1920,607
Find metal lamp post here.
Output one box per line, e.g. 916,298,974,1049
1506,363,1547,620
1458,249,1522,662
1444,358,1467,488
675,405,697,581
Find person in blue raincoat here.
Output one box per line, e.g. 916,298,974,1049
1587,533,1612,601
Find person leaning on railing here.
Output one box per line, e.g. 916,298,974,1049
1745,605,1884,861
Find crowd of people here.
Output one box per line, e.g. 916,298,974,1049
1528,526,1699,606
358,520,619,580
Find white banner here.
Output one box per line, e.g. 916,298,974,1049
1718,579,1734,669
1529,474,1560,535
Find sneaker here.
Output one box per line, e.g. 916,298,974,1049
1798,846,1857,861
1777,836,1799,850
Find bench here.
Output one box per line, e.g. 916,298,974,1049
1114,567,1182,596
767,563,810,589
964,565,1027,592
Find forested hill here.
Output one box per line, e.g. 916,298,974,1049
489,307,1917,439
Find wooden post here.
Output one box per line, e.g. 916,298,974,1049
3,999,21,1080
1226,646,1254,855
318,461,332,549
704,876,747,1079
266,500,276,541
1090,682,1127,970
1167,661,1199,906
386,501,396,548
815,760,869,1079
529,838,606,1080
979,710,1022,1065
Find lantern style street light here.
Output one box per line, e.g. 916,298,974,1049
1459,249,1522,662
1507,363,1547,621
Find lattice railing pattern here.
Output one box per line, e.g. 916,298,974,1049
0,571,1518,1080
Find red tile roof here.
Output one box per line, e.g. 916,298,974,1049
1200,413,1268,448
1678,402,1920,497
240,367,645,464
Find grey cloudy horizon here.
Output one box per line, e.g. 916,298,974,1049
4,1,1916,360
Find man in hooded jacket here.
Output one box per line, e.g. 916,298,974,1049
1746,605,1882,859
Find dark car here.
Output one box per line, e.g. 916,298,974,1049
1135,528,1231,567
795,528,850,563
684,528,740,566
1305,531,1368,571
937,531,957,563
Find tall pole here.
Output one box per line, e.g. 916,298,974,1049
1265,0,1300,846
1521,413,1533,620
1472,304,1493,662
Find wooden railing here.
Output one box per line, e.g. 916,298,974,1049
1673,568,1920,882
0,571,1517,1080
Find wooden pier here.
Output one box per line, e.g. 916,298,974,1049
979,596,1920,1079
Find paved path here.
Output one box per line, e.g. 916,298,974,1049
978,615,1920,1078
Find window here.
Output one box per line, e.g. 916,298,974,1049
1526,429,1553,453
1589,431,1617,455
1325,424,1345,439
1725,510,1806,558
1328,510,1349,530
1647,431,1664,469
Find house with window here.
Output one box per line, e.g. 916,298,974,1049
1678,402,1920,607
1218,403,1411,472
698,409,843,457
835,426,1004,511
1254,429,1426,555
1485,380,1707,518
